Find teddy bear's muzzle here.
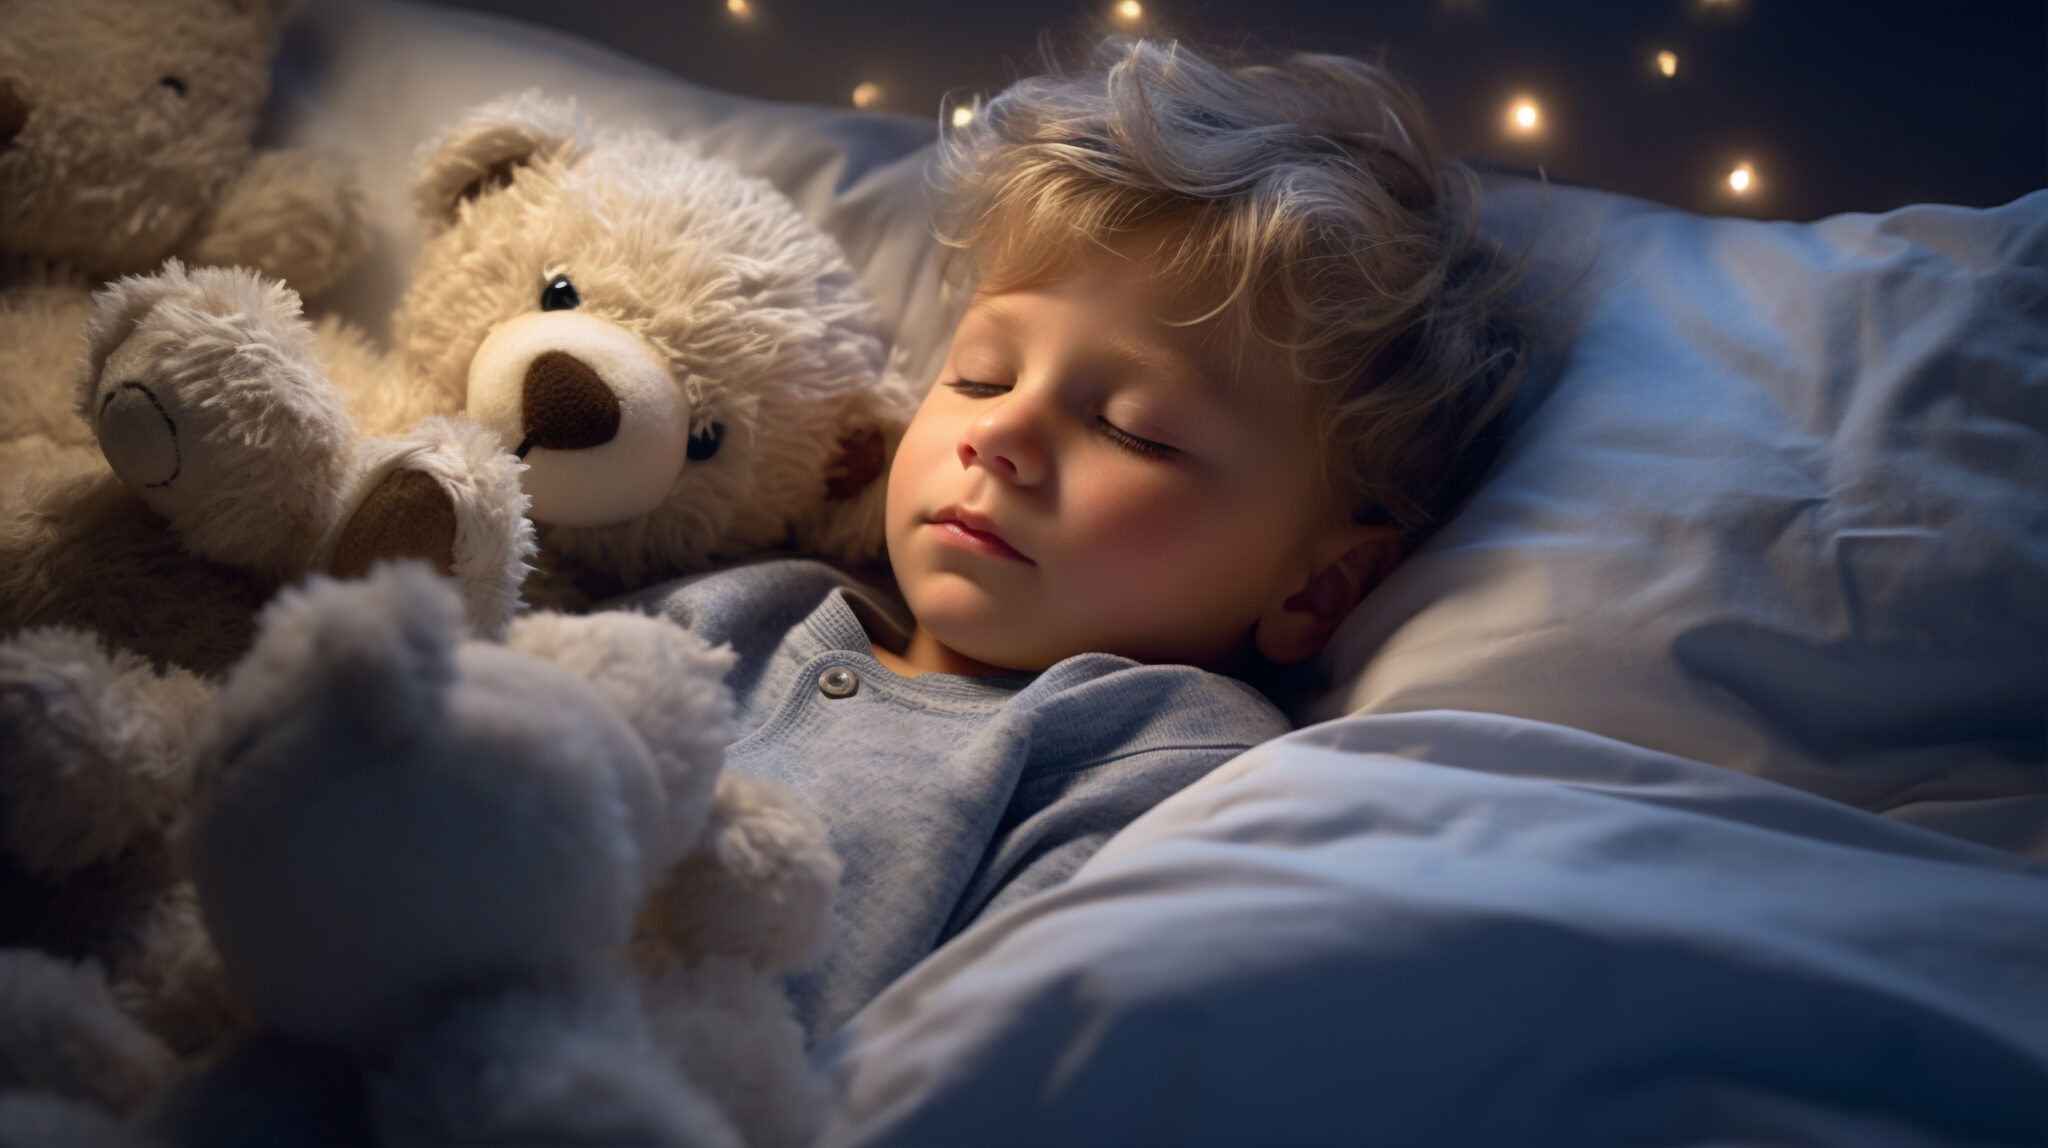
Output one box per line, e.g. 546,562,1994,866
467,311,691,527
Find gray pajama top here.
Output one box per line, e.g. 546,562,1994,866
617,558,1290,1039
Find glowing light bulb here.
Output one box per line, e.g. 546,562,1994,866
726,0,751,17
1656,50,1678,77
952,106,975,127
1515,103,1538,128
852,82,881,110
1114,0,1143,21
1728,163,1755,193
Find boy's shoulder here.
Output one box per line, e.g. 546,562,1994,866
1020,652,1294,770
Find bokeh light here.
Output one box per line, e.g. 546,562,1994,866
726,0,751,18
1504,96,1543,138
1114,1,1143,22
951,105,975,127
851,81,881,109
1728,162,1756,193
1656,51,1678,77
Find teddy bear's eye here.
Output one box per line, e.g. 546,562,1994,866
687,422,724,461
540,276,580,312
159,76,188,97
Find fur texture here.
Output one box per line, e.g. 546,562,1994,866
156,562,837,1147
0,86,906,1135
0,0,367,290
396,91,921,594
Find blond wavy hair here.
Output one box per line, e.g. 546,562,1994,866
931,37,1542,549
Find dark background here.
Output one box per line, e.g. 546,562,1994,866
428,0,2045,223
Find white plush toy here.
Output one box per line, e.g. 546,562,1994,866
40,561,840,1147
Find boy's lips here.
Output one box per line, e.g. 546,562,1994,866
930,508,1033,564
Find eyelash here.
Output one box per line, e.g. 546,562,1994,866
945,380,1178,460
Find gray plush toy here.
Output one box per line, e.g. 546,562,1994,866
6,562,841,1147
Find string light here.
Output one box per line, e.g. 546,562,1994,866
1728,162,1756,194
1114,1,1143,22
951,106,975,127
1504,96,1543,138
1656,50,1678,77
851,82,881,109
726,0,752,18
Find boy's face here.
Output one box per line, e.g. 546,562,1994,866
883,235,1383,673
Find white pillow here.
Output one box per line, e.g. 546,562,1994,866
1305,178,2048,853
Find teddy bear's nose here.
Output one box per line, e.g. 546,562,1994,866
0,78,28,151
518,350,620,457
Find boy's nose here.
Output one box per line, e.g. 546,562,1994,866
959,411,1045,484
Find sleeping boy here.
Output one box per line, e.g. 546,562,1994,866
632,36,1533,1039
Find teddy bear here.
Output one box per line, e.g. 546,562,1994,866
0,88,917,1126
1,0,372,485
2,560,843,1147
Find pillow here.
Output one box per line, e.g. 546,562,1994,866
1302,179,2048,854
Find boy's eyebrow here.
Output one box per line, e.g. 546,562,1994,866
1102,333,1218,399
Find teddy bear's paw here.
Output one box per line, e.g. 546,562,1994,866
175,147,372,301
0,628,209,875
637,772,841,978
505,611,738,872
0,950,174,1120
371,978,742,1148
324,418,536,639
81,261,353,579
641,955,825,1148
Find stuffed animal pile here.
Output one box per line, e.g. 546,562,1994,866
0,0,379,1104
180,562,837,1147
5,563,842,1146
1,4,917,1137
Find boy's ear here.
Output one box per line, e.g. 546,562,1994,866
410,91,586,228
1253,525,1401,665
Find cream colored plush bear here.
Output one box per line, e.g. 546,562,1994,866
1,0,372,484
0,90,914,1129
8,562,841,1147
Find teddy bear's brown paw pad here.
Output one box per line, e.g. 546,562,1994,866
330,469,458,580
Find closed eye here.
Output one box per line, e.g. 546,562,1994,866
1096,418,1177,459
944,379,1179,460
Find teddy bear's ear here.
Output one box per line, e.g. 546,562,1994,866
196,562,464,796
797,361,924,565
410,92,587,228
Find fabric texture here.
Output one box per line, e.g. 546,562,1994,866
818,710,2048,1148
612,560,1290,1039
1301,180,2048,856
